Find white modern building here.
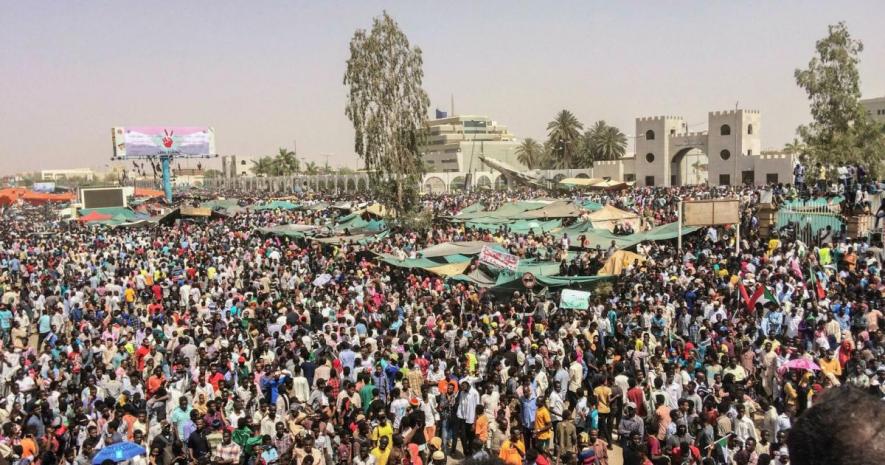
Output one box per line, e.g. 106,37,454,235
41,168,95,181
422,115,521,173
861,96,885,123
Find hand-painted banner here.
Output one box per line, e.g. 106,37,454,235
478,246,519,271
560,289,591,310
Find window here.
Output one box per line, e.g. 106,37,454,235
742,170,755,185
670,129,676,136
719,174,730,185
624,174,636,182
645,176,655,186
766,173,779,184
645,130,655,140
720,124,731,136
747,149,753,156
645,153,655,163
720,149,731,160
747,124,754,135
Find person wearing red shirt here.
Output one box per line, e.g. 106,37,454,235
135,340,151,372
626,380,647,419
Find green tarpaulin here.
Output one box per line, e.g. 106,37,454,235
335,214,386,233
201,199,244,214
79,207,145,221
465,219,562,234
579,200,604,211
555,221,699,250
452,201,550,221
253,200,300,211
257,224,321,238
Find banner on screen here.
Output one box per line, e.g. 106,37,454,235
560,289,591,310
479,246,519,271
32,182,56,193
112,127,215,158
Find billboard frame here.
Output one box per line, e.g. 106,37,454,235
678,198,741,254
80,187,127,209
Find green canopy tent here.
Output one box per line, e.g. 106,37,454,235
252,200,301,211
257,224,323,238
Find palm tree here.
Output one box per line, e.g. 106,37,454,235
274,147,299,175
250,156,279,176
546,110,584,169
515,138,544,170
784,138,806,156
304,161,320,175
583,120,628,166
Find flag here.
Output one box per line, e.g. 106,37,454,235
707,433,732,450
747,284,779,311
739,282,752,312
435,109,448,119
808,264,826,300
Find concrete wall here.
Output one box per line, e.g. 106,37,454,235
752,153,797,185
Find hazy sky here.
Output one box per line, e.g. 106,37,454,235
2,1,884,175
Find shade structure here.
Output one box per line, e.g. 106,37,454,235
78,211,113,222
559,177,602,187
92,441,146,464
585,205,640,232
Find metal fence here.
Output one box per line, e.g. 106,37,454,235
775,199,843,244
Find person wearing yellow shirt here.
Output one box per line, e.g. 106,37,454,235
498,430,525,465
593,377,613,446
534,395,553,451
370,413,394,448
370,436,392,465
818,350,842,378
124,286,136,306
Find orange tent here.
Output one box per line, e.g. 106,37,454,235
134,187,164,198
21,191,75,205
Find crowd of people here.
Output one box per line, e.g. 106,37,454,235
0,182,882,465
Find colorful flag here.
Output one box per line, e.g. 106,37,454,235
739,282,752,312
808,264,826,300
747,284,779,311
707,433,732,450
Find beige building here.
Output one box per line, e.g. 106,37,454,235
861,96,885,123
422,115,521,173
593,109,793,187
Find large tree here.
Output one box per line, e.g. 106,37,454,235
795,22,885,176
546,110,584,169
582,120,628,166
515,138,544,170
344,12,429,214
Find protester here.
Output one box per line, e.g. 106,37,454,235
0,179,882,465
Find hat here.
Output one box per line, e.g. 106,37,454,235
579,432,589,444
429,437,442,450
626,402,637,409
409,397,420,407
432,451,446,461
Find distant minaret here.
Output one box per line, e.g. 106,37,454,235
451,94,455,117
